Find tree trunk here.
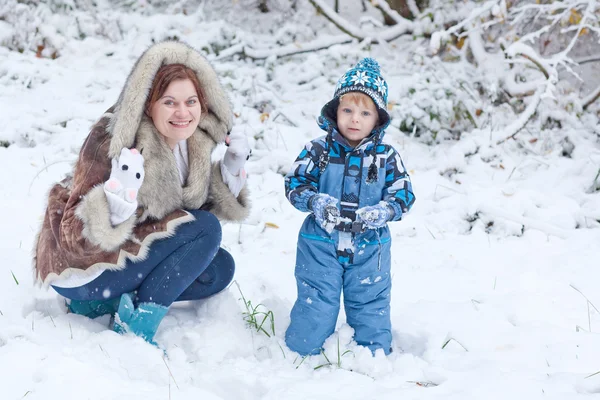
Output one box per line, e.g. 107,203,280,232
386,0,411,20
383,0,428,24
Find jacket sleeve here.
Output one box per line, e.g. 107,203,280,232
59,115,137,254
284,140,324,212
203,162,251,222
382,146,415,221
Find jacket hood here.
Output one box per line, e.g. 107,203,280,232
106,41,232,158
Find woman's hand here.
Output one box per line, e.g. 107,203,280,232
223,132,251,176
221,132,251,197
103,148,145,225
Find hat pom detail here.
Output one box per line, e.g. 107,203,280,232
356,58,380,74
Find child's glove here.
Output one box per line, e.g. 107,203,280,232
103,148,145,226
221,131,251,197
356,202,395,230
309,194,340,232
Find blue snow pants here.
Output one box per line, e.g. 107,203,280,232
52,209,235,307
285,217,392,356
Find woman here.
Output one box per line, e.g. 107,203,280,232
33,41,251,344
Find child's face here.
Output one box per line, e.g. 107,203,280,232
336,95,378,147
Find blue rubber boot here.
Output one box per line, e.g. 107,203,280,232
68,298,121,319
113,293,169,345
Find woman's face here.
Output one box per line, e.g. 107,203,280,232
150,79,202,149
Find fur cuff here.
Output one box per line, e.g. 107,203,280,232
207,162,251,222
75,185,136,252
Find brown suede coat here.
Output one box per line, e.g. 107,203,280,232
34,42,250,286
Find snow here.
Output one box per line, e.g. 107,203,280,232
1,1,600,399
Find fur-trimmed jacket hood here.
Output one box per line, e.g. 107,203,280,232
34,41,250,286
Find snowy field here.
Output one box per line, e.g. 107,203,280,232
2,3,600,400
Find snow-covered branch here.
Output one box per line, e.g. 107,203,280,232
505,42,554,79
557,0,597,59
478,205,570,239
430,0,502,54
496,41,558,143
309,0,413,43
406,0,421,19
309,0,366,38
215,35,354,60
445,1,499,36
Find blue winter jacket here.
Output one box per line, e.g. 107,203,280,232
285,120,415,249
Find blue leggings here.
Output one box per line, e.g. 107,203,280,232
52,210,234,307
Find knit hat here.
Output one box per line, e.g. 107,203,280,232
320,58,391,134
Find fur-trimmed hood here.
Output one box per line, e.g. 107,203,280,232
107,41,233,158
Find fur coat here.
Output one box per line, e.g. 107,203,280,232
34,41,250,287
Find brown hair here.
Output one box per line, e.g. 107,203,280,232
339,92,376,109
145,63,208,116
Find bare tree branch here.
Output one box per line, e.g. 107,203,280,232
575,55,600,65
583,84,600,110
515,53,550,79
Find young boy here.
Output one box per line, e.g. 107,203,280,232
284,58,415,356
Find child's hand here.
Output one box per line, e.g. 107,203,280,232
309,194,340,232
356,202,394,229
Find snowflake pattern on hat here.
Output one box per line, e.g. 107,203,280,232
333,58,389,111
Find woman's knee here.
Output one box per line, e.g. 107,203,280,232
185,210,222,245
216,248,235,286
199,248,235,286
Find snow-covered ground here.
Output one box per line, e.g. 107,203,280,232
2,3,600,400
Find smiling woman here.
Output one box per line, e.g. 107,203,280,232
33,41,252,346
146,64,207,149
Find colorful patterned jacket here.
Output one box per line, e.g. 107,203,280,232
286,118,415,226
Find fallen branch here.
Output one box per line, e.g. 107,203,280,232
495,86,543,145
478,204,569,239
